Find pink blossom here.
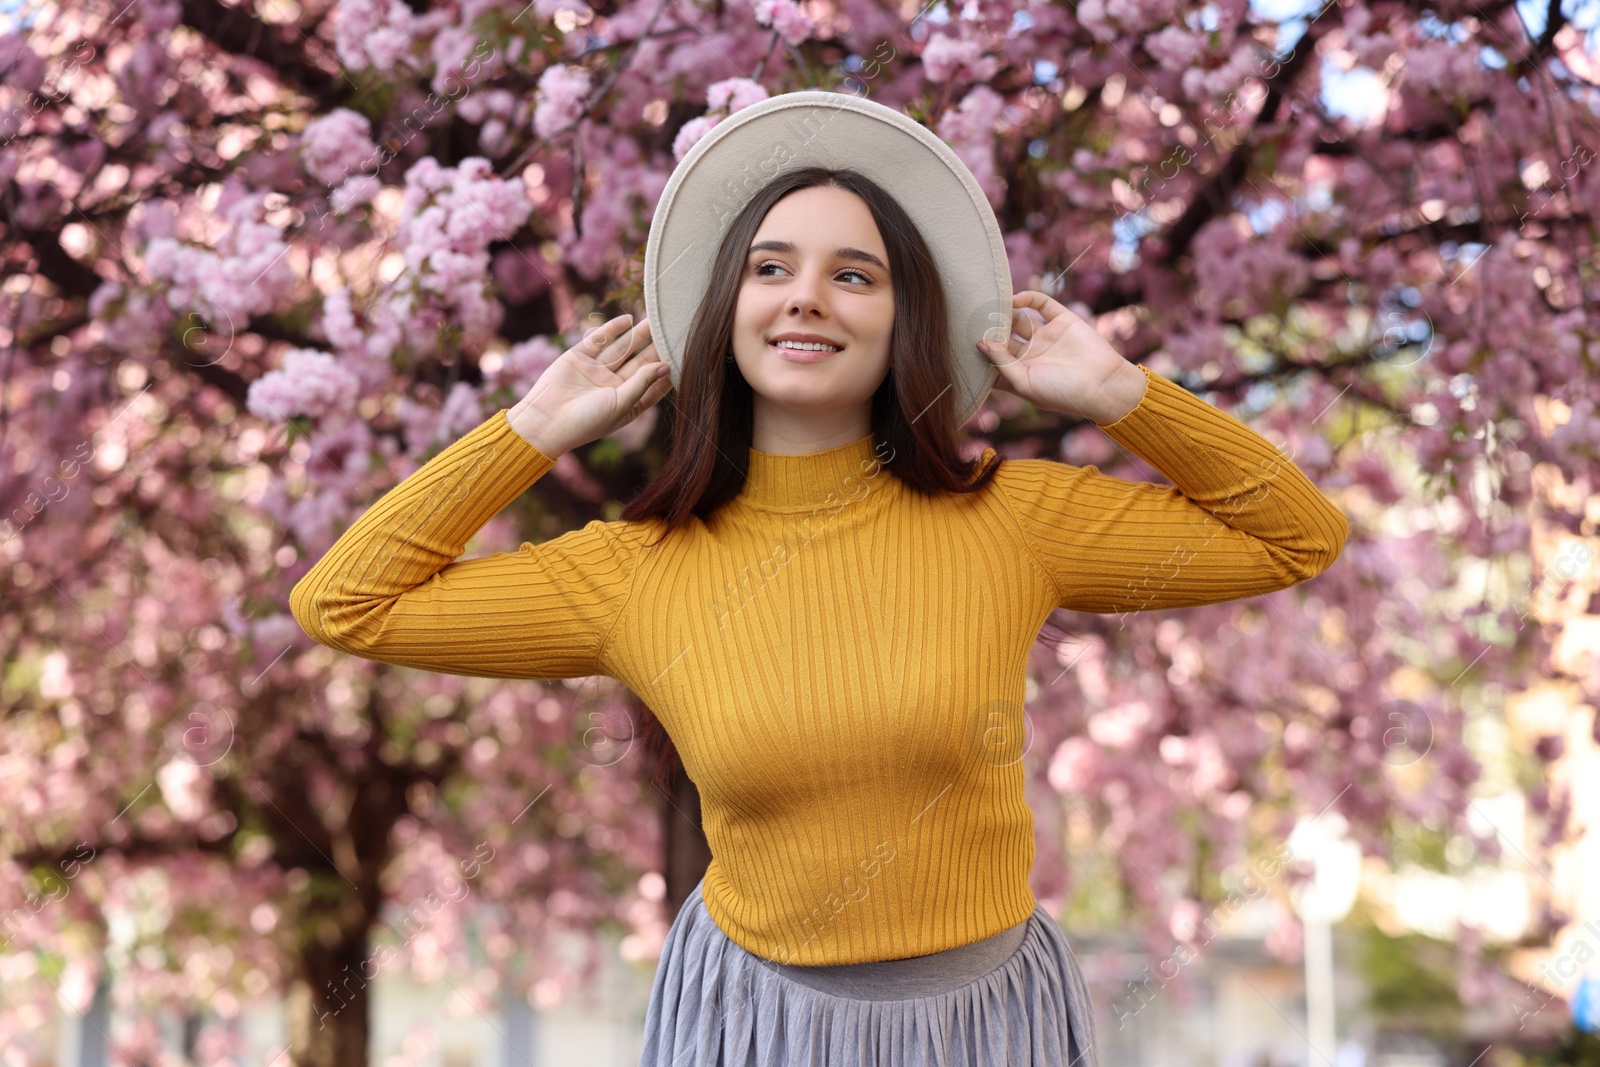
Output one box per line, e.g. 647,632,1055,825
330,174,380,214
556,131,667,277
246,348,361,421
1162,321,1235,375
1350,30,1400,70
396,394,444,451
286,486,351,552
1144,26,1207,70
89,281,170,355
132,200,178,244
492,336,563,397
429,25,481,98
1105,0,1184,32
437,382,487,443
299,108,379,186
1088,700,1157,749
459,87,515,125
333,0,420,73
534,64,592,139
672,114,720,162
1180,46,1260,98
533,0,593,18
1048,736,1103,793
1404,41,1485,100
391,156,532,350
706,77,769,114
1191,218,1311,316
55,136,106,177
321,286,403,370
116,39,171,112
921,32,999,83
132,0,182,33
442,159,532,239
492,247,553,305
753,0,814,45
137,197,298,334
462,89,520,155
9,180,62,228
1073,0,1116,40
0,33,45,94
250,613,309,652
935,86,1007,206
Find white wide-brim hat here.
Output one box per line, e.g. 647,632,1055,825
643,89,1013,430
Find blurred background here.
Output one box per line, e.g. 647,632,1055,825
2,0,1598,1063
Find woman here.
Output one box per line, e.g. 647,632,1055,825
291,137,1349,1067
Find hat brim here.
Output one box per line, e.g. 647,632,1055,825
643,90,1012,431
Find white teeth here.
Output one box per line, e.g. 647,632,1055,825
773,340,842,352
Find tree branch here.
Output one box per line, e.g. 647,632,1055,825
177,0,349,104
1159,22,1328,263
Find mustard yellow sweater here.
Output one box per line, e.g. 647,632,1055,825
290,364,1349,965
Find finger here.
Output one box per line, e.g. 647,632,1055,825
1007,310,1035,342
1007,312,1048,359
609,318,657,371
622,357,672,413
614,339,660,378
978,337,1023,373
981,326,1030,367
1013,290,1071,322
642,367,675,404
581,314,638,363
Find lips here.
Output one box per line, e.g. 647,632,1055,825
769,341,843,363
768,333,844,347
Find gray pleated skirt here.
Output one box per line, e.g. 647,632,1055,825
638,877,1100,1067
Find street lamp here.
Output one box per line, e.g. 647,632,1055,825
1288,811,1363,1067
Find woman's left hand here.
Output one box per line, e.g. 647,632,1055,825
977,290,1148,425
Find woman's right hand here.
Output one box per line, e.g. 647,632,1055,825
506,313,673,456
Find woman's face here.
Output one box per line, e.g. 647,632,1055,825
730,186,895,425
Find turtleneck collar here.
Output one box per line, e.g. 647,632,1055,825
734,432,892,513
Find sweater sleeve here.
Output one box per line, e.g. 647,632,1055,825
989,364,1350,614
288,410,641,680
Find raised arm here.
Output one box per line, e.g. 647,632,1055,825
289,411,645,679
288,312,673,679
989,364,1350,614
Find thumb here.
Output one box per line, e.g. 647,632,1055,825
979,339,1022,388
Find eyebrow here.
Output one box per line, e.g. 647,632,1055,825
747,239,889,274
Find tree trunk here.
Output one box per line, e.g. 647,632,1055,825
285,933,374,1066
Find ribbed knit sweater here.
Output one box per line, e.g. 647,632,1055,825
290,363,1350,966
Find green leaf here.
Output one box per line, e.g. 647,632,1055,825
284,416,314,445
586,437,623,470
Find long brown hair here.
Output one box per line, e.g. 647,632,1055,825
622,165,1007,792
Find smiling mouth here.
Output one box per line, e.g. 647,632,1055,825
769,340,844,361
768,340,844,351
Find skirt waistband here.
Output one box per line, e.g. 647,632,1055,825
703,881,1033,999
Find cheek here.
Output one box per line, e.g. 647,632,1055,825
735,286,779,333
868,297,895,340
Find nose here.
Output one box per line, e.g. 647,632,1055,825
786,265,829,318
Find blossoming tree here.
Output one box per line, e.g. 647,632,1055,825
2,0,1596,1061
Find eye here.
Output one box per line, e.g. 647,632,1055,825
753,261,875,285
